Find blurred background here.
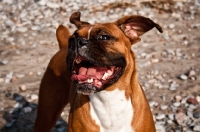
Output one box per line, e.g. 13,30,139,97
0,0,199,131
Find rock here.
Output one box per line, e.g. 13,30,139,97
31,94,38,101
5,119,16,128
193,111,200,119
155,123,165,132
46,2,60,8
17,27,28,32
37,71,42,76
168,114,174,120
1,60,8,65
5,92,12,97
160,105,168,110
0,78,4,83
38,0,47,6
173,102,181,107
179,74,188,80
175,95,182,102
187,98,198,105
188,70,196,77
196,96,200,103
193,125,200,131
13,94,23,101
175,111,188,125
16,74,25,78
4,19,15,28
19,85,27,91
2,0,14,4
156,114,166,120
14,103,23,109
23,107,32,113
169,24,175,29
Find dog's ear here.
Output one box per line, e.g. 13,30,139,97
116,15,163,43
56,25,70,49
70,12,90,28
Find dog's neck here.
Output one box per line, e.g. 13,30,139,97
89,88,134,132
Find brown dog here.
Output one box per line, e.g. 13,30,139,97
34,11,162,132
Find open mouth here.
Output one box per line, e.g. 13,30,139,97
71,55,124,95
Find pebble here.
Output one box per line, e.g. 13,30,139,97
179,74,188,80
193,125,200,131
173,102,181,107
31,94,38,101
175,111,188,125
0,78,4,83
37,71,42,76
168,114,174,120
19,85,27,91
175,95,182,102
160,105,168,110
23,107,33,113
16,74,25,79
187,98,198,105
13,94,23,101
46,2,60,8
17,27,28,32
169,24,175,29
14,103,23,109
193,110,200,118
188,70,196,77
156,114,166,120
5,119,16,128
196,96,200,103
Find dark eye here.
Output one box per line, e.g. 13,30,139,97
98,35,110,40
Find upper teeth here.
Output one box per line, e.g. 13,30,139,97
102,72,109,80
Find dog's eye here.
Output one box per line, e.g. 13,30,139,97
98,35,110,40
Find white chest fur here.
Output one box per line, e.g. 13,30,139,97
89,89,134,132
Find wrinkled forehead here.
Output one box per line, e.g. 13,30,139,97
73,23,120,38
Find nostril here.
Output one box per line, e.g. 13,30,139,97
78,39,88,46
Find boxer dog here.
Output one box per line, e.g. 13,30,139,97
34,11,162,132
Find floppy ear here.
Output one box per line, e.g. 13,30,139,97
115,15,163,43
56,25,70,49
70,11,90,28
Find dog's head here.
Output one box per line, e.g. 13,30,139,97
66,12,162,95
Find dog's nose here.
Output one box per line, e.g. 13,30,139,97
78,38,89,47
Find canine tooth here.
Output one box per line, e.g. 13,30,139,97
76,58,81,64
87,78,93,83
102,72,109,80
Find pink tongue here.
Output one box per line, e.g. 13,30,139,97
71,66,108,81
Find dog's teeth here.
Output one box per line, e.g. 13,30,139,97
102,72,109,80
87,78,93,83
75,58,81,64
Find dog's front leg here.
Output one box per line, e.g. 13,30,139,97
34,67,70,132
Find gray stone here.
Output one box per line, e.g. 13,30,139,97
193,125,200,131
193,111,200,118
5,119,16,127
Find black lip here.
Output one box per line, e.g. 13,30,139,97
66,38,126,94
